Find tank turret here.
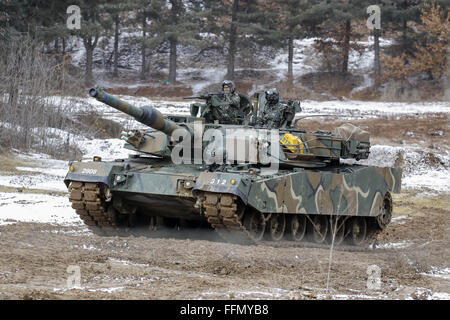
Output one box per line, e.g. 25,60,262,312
88,88,370,166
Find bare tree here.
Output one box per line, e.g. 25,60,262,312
0,35,85,157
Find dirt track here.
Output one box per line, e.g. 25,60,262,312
0,189,448,300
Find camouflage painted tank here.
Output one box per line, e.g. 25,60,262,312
64,88,401,247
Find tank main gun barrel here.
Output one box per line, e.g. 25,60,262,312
89,87,180,136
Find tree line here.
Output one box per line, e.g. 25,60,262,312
1,0,448,86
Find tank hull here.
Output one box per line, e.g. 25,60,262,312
65,159,401,244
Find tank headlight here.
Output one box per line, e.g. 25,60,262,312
69,166,75,172
230,179,236,185
93,156,102,162
249,169,255,175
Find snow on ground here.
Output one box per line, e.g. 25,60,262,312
301,100,450,116
376,241,414,249
268,37,393,81
402,170,450,192
344,144,450,192
421,267,450,281
0,153,69,192
76,138,135,161
391,215,412,225
48,94,449,121
0,173,67,193
45,94,192,115
407,288,450,300
0,139,135,193
0,192,82,226
68,35,393,94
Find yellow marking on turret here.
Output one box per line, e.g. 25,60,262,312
280,133,304,155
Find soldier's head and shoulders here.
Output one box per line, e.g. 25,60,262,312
191,80,251,125
256,88,301,128
263,88,293,112
221,80,240,99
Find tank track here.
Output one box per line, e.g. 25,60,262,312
203,193,257,245
68,181,117,235
202,192,382,252
67,183,382,250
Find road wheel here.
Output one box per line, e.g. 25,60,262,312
327,216,345,246
347,217,367,246
243,210,265,241
287,215,307,241
267,213,286,241
309,215,328,244
376,193,392,230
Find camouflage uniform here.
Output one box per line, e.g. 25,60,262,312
257,103,294,128
210,92,241,124
256,88,295,129
190,81,250,125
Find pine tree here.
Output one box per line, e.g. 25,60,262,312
382,0,423,57
0,0,73,44
382,1,449,81
129,0,165,80
104,1,128,78
411,1,449,80
69,0,110,85
201,0,272,80
269,0,327,82
141,0,203,84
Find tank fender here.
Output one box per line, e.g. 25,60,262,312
193,172,251,204
64,162,124,188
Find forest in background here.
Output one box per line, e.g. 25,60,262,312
1,0,448,86
0,0,448,154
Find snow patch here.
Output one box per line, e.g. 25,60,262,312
76,138,135,161
345,145,450,192
302,100,449,115
108,258,150,268
0,173,67,192
71,244,102,251
0,193,82,226
421,267,450,281
408,287,450,300
376,241,413,249
391,215,411,225
88,287,125,293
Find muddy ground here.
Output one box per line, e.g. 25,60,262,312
0,114,448,300
0,190,448,300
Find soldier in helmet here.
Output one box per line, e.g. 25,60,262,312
256,88,297,129
188,80,251,124
209,80,242,124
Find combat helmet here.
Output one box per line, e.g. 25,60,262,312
222,80,236,93
265,88,280,105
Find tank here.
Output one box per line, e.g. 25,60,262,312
64,87,402,246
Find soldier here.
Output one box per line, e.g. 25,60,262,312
209,80,242,124
256,88,297,129
188,80,251,124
